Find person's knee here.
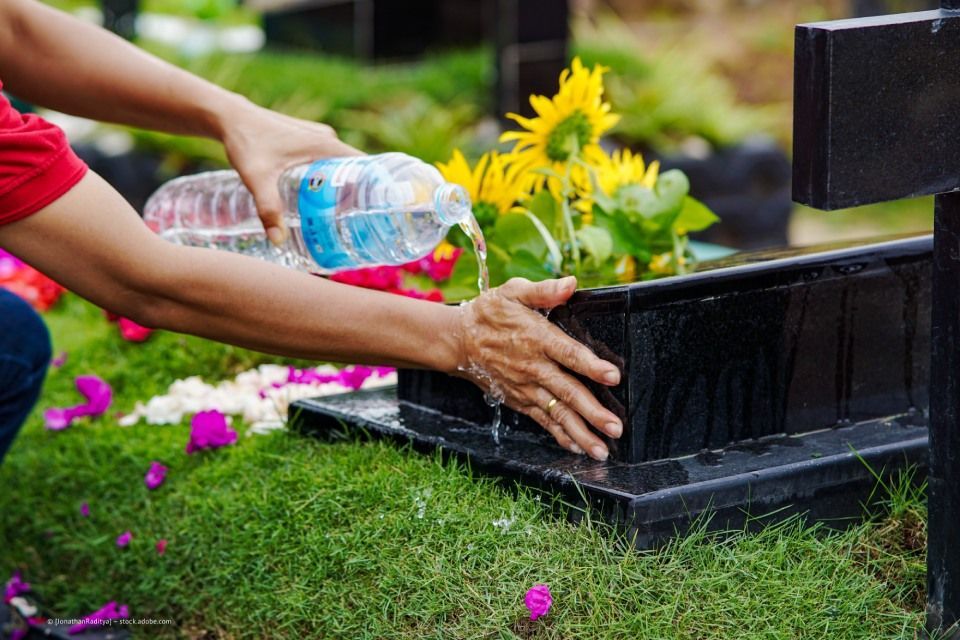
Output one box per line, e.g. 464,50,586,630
0,290,52,392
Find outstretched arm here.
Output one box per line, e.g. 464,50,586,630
0,173,623,460
0,0,360,243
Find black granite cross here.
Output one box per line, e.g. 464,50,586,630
792,2,960,634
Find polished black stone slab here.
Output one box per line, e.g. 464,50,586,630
291,387,927,547
399,234,932,464
793,9,960,209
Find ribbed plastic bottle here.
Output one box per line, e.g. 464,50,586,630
142,152,473,273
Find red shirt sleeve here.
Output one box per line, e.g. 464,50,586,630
0,79,88,226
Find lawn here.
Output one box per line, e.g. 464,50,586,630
0,293,928,639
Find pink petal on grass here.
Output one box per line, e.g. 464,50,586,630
117,317,153,342
75,376,112,413
4,571,30,604
156,539,167,556
143,461,167,490
115,531,132,548
336,365,374,390
80,502,89,517
67,601,129,635
185,410,237,454
524,584,552,621
44,375,112,431
51,351,67,368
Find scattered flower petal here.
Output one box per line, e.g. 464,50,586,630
117,364,396,429
67,601,129,635
80,502,89,517
117,317,153,342
524,584,552,621
156,539,167,556
4,571,30,604
116,531,132,548
185,410,237,454
10,628,27,640
43,375,112,431
51,351,68,368
143,461,168,490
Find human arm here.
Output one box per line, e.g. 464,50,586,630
0,173,623,459
0,0,359,244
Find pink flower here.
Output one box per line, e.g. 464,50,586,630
337,365,376,390
0,250,65,311
524,584,552,621
156,539,168,556
67,601,129,635
43,375,112,430
279,365,396,391
80,502,90,517
117,317,153,342
4,571,30,604
51,351,68,368
185,410,237,454
144,461,168,490
116,531,132,547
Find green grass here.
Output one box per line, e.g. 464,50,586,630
0,294,928,638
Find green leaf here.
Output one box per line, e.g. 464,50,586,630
575,226,614,266
519,210,564,270
504,249,556,282
525,189,559,230
615,184,660,221
674,196,720,233
593,207,647,256
655,169,690,204
491,213,548,261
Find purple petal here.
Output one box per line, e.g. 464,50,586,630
43,407,77,431
337,365,374,390
524,584,552,621
144,461,168,490
116,531,132,548
74,376,112,414
51,351,68,368
43,375,112,431
80,502,90,517
67,600,129,635
186,410,237,454
4,571,30,604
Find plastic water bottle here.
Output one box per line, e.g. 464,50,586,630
142,152,473,273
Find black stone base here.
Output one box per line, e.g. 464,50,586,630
291,387,927,548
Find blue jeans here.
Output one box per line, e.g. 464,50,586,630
0,289,51,463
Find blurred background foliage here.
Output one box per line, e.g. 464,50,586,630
36,0,933,245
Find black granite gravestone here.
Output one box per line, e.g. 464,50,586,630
294,233,932,546
792,5,960,635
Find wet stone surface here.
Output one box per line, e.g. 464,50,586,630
399,234,932,464
293,386,928,547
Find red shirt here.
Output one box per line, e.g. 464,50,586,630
0,80,88,226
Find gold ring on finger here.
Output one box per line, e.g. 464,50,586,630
545,396,559,414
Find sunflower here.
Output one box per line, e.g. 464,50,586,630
500,57,620,189
436,149,523,227
573,148,660,223
597,148,660,197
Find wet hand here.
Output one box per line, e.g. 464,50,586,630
454,276,623,460
221,104,363,245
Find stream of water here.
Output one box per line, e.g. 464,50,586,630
458,216,503,443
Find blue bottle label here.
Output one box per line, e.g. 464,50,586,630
298,160,355,270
